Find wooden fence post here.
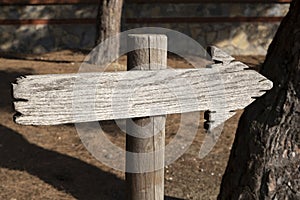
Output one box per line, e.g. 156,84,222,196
125,34,167,200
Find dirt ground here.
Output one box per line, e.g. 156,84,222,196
0,50,265,200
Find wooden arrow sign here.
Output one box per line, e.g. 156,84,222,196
13,47,272,130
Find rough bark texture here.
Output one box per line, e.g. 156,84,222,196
95,0,123,66
218,1,300,199
95,0,123,45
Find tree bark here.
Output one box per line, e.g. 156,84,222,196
94,0,123,66
95,0,123,46
218,1,300,199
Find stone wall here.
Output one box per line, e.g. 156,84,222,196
0,5,97,53
0,3,290,55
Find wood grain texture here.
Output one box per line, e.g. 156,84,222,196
13,51,273,127
208,46,235,64
125,34,166,200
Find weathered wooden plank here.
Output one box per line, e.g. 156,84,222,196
208,46,235,64
13,59,272,126
125,34,166,200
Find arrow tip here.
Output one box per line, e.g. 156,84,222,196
207,46,235,65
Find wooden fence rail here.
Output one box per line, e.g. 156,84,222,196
126,16,285,24
0,0,290,25
0,0,99,5
0,17,285,25
0,0,291,5
0,19,96,25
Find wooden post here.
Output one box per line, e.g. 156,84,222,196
125,34,167,200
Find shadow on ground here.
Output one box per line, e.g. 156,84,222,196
0,124,126,199
0,124,184,200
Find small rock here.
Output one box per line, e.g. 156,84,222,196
290,152,296,158
105,154,113,159
277,177,283,184
282,150,288,158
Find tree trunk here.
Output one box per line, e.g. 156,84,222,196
95,0,123,65
218,1,300,199
95,0,123,46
